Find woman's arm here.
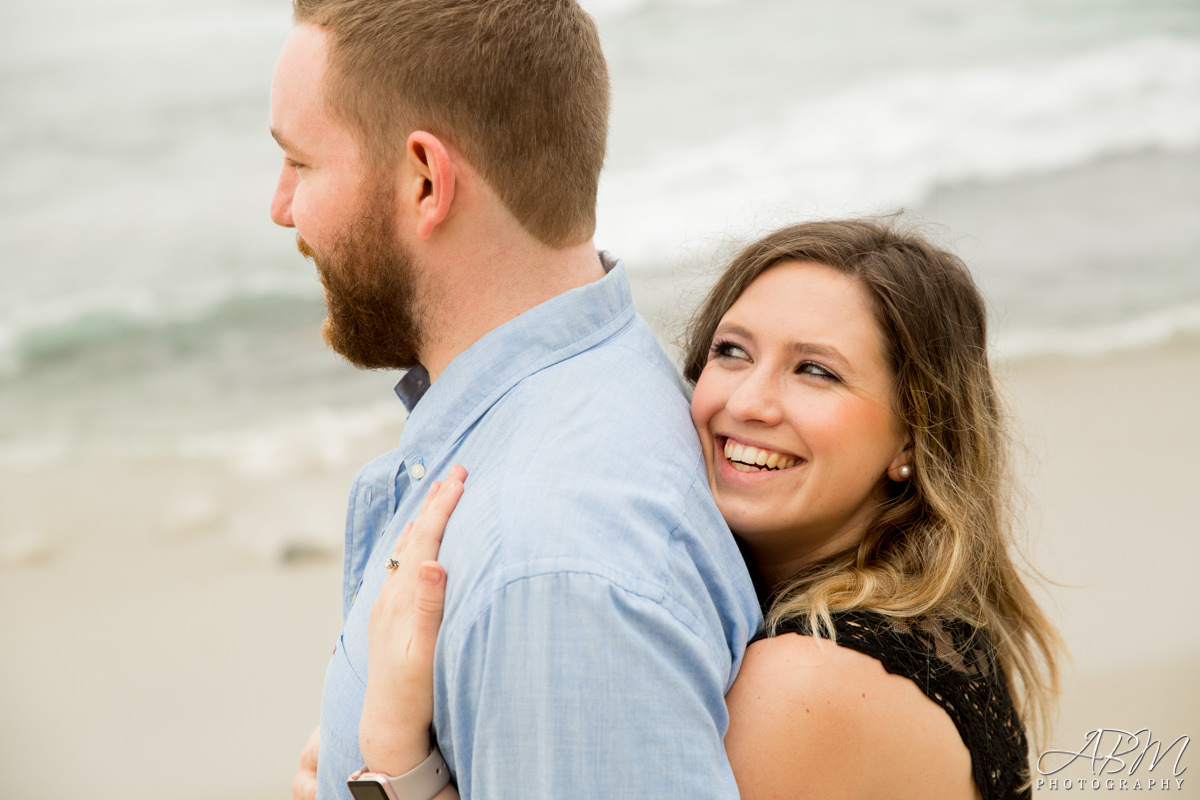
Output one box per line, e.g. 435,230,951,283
359,466,466,800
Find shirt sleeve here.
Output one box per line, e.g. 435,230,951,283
438,570,741,799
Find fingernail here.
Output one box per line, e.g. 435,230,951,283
419,564,441,585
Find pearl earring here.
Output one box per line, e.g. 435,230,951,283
898,465,912,480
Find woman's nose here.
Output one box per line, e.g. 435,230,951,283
724,366,783,427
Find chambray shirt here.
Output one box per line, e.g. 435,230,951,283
315,259,762,799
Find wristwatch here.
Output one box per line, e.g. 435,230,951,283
347,746,450,800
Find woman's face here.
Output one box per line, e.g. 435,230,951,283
690,260,911,582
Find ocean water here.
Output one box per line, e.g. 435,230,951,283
2,0,1199,468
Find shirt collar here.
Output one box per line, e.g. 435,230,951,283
394,365,431,412
393,252,632,458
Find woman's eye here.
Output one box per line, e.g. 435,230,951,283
710,340,749,360
798,361,838,381
286,158,306,170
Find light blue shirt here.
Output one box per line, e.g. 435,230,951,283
316,258,762,799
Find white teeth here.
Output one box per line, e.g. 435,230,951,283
722,440,798,471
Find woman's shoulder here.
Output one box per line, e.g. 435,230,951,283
726,626,977,800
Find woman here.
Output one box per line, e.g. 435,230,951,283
358,219,1063,799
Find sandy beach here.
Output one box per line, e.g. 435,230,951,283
1006,342,1200,796
2,337,1197,799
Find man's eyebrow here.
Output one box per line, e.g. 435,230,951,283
270,127,301,155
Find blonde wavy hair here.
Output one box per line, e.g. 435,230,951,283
682,218,1063,748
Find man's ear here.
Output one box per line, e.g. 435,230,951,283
404,131,455,240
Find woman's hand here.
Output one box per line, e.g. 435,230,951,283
291,724,320,800
360,464,466,777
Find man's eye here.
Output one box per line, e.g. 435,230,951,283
286,158,305,169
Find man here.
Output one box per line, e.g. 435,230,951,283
269,2,762,798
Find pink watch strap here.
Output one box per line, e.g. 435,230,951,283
350,746,451,800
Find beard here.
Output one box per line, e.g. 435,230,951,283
296,182,425,370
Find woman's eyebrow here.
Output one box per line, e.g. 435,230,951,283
786,341,848,364
714,323,756,342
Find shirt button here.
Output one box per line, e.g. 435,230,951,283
410,464,426,480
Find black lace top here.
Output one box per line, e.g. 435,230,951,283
754,610,1030,800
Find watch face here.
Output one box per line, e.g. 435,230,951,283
348,779,393,800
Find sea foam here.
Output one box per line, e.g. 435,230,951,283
597,35,1200,266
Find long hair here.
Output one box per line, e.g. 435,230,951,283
682,218,1063,747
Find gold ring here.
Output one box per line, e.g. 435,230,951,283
385,558,400,571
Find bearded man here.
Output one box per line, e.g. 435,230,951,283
268,2,761,798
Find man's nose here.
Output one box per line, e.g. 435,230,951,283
270,164,296,228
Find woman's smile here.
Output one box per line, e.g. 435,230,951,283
714,435,806,490
720,436,803,473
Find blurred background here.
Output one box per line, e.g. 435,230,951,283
2,0,1198,797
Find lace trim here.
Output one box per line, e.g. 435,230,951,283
758,610,1030,800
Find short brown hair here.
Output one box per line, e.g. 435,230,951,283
683,218,1062,748
294,0,609,247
